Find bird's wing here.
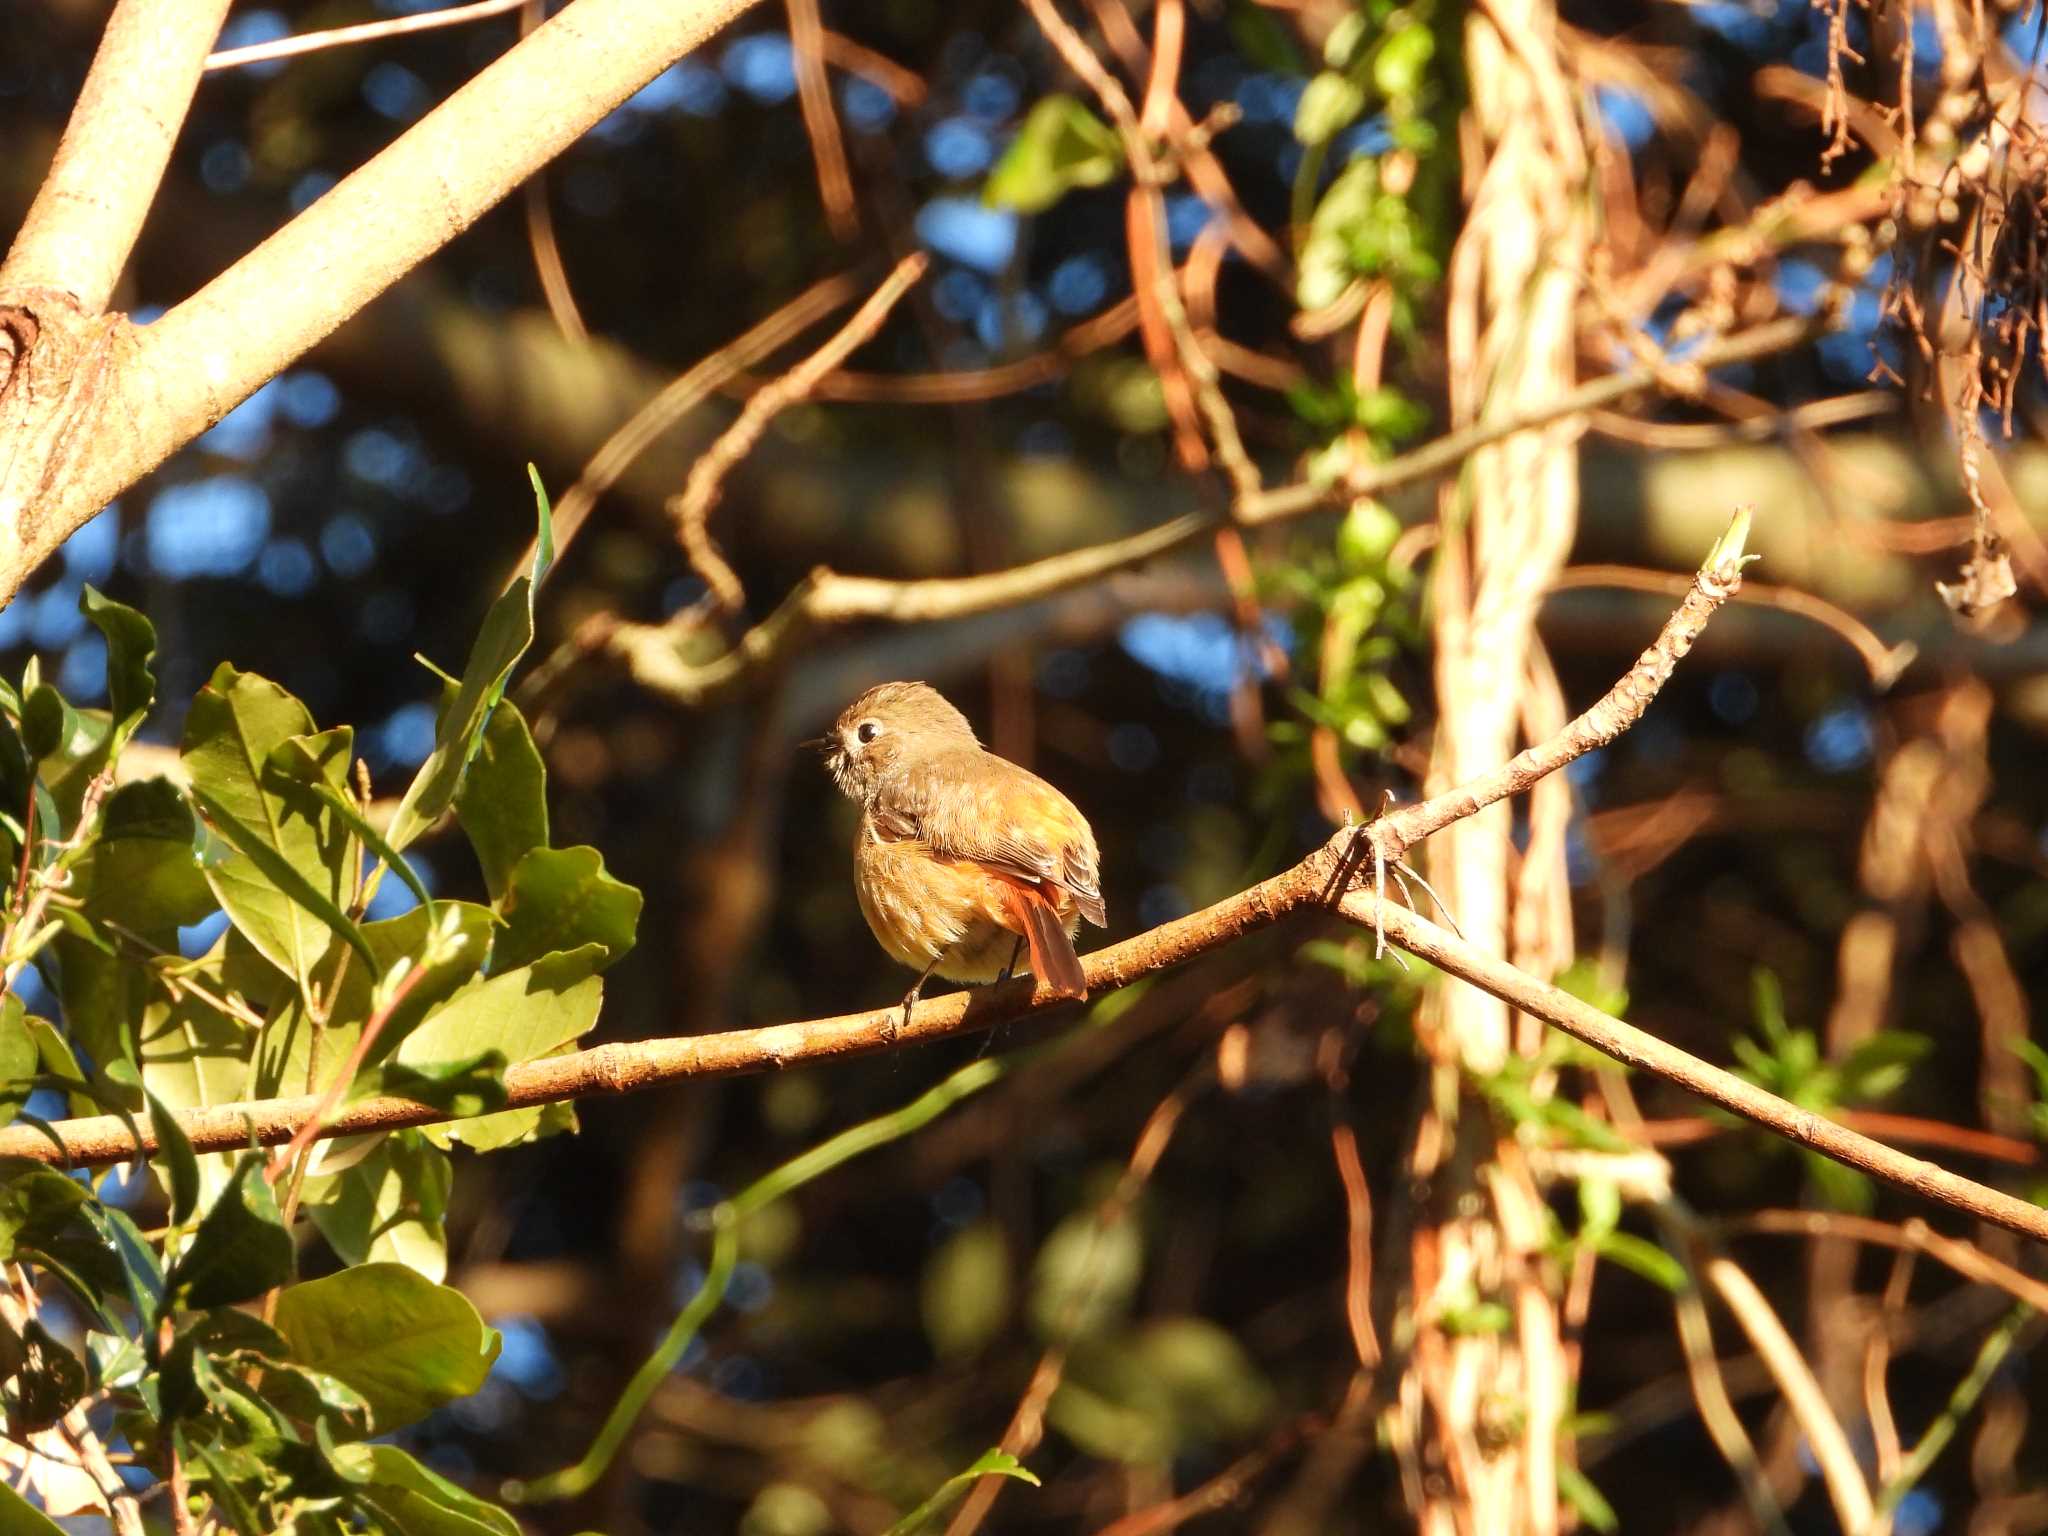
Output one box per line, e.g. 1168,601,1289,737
871,750,1106,926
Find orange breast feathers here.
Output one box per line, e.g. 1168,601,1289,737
852,764,1103,996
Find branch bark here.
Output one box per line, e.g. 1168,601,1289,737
600,319,1822,709
0,0,768,605
8,523,2048,1245
0,0,230,310
7,840,2046,1244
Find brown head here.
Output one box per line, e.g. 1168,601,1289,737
823,681,979,806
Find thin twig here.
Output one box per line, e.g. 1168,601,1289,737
1548,563,1915,689
607,318,1819,710
1701,1252,1873,1530
503,271,863,592
1871,1305,2035,1523
1331,1120,1381,1369
203,0,527,72
263,960,434,1183
788,0,858,238
1725,1210,2048,1313
520,1,589,344
1865,1244,1914,1499
1663,1234,1796,1536
817,31,925,105
1238,314,1829,524
944,1067,1208,1536
670,252,926,613
20,525,2048,1249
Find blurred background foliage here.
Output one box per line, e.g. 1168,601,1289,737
7,0,2048,1530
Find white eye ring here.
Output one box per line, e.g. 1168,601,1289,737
856,721,881,745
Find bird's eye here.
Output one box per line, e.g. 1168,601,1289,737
856,721,881,745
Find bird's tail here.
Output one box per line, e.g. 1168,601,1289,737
999,882,1088,1000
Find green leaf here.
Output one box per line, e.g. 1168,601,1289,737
5,1318,87,1431
251,1356,374,1439
1594,1231,1684,1292
79,584,157,751
181,1431,271,1536
1128,1317,1275,1443
1578,1177,1621,1243
146,1084,201,1226
1297,159,1376,311
26,689,111,828
384,475,554,854
0,1478,69,1535
306,1131,454,1282
183,668,360,990
984,94,1123,214
270,739,435,920
396,946,603,1151
20,683,72,762
1839,1030,1932,1104
491,845,641,974
922,1219,1011,1360
368,1052,508,1118
456,697,548,902
157,1307,291,1424
56,778,215,1083
1029,1204,1142,1342
166,1153,293,1309
883,1450,1039,1536
1373,21,1435,98
327,1442,521,1536
80,1201,166,1320
0,994,35,1127
1294,69,1365,146
0,1158,92,1261
2013,1037,2048,1105
1556,1463,1618,1535
140,949,267,1217
192,779,378,981
1750,967,1788,1045
1440,1299,1513,1335
257,903,494,1116
273,1263,500,1434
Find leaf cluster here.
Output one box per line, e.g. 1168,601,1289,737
0,479,642,1531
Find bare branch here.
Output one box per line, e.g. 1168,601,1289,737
1699,1255,1873,1530
670,253,925,613
11,523,2043,1247
603,318,1822,709
1238,314,1828,525
503,271,864,591
202,0,528,73
601,512,1211,705
2,0,771,606
1373,512,1754,861
0,0,232,310
13,838,2047,1237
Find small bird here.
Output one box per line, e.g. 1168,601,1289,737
822,681,1105,1020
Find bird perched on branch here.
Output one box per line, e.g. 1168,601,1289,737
822,681,1105,1022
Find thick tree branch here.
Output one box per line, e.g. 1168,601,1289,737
0,0,768,605
7,846,2046,1244
0,0,230,310
9,519,2048,1244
